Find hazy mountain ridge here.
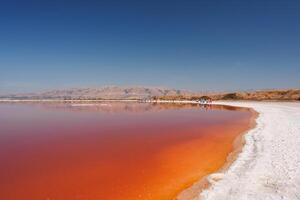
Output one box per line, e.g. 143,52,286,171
0,86,198,100
1,87,299,101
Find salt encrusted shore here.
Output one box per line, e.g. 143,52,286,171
200,101,300,200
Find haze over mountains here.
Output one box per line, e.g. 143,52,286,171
1,86,299,101
0,86,198,100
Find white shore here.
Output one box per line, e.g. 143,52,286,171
200,101,300,200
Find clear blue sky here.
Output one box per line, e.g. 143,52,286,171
0,0,300,93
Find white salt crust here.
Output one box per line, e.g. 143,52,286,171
201,102,300,200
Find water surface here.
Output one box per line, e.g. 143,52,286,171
0,103,252,200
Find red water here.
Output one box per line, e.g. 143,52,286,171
0,103,252,200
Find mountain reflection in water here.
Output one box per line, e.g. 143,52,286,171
0,102,252,200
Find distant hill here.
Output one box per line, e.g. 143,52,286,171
0,86,198,100
211,89,300,101
1,87,299,101
154,89,300,101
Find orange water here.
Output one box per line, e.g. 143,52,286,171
0,103,252,200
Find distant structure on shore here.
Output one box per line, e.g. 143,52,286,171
199,96,213,104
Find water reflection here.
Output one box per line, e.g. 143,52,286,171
2,101,250,113
0,102,252,200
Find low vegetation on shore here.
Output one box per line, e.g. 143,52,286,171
212,89,300,101
151,89,300,101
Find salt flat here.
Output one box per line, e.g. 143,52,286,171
201,101,300,200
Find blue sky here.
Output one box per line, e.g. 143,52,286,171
0,0,300,93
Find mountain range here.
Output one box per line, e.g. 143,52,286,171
0,86,198,100
1,86,299,101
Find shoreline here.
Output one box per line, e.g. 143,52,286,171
200,101,300,200
1,100,299,199
175,104,258,200
0,99,258,200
